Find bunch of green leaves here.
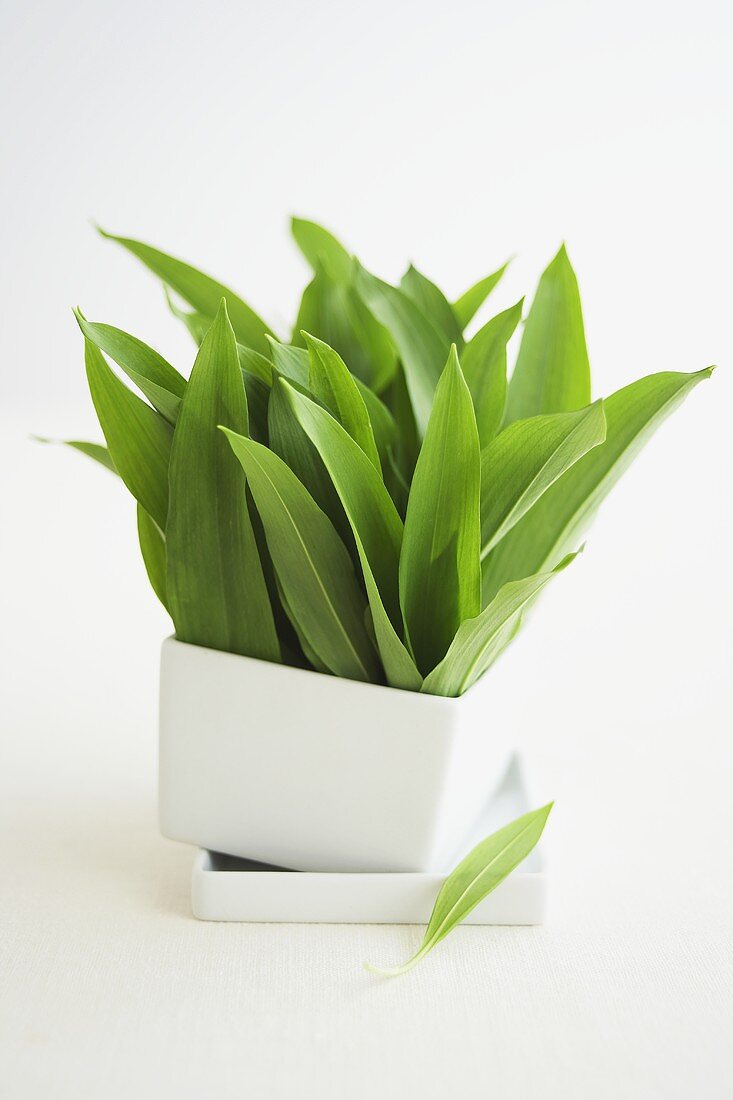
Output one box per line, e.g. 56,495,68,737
49,219,712,696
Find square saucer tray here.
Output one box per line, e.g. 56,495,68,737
191,756,547,924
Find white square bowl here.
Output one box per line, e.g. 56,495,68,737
159,637,512,872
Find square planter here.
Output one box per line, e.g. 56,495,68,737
159,636,512,872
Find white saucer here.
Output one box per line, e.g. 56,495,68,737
190,755,547,924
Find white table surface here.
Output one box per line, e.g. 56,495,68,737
2,399,731,1100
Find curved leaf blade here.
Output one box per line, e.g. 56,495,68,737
462,299,523,445
480,401,607,559
75,311,185,425
505,245,590,424
290,217,353,283
355,265,451,436
33,436,117,474
222,430,380,683
278,383,420,689
400,347,481,674
166,301,279,660
400,265,463,347
84,339,172,531
98,228,275,354
303,332,380,469
366,803,552,976
422,554,578,696
452,260,510,330
137,504,169,611
483,368,714,602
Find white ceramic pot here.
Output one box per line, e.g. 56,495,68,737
159,637,512,872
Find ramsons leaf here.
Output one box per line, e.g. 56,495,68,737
355,264,451,436
278,382,421,690
462,299,523,445
290,216,353,283
400,347,481,674
84,338,172,531
400,265,463,347
222,430,381,683
303,332,380,469
166,300,279,660
483,368,714,602
504,245,590,423
33,436,117,473
75,311,185,425
98,228,275,354
366,802,553,976
422,554,578,696
480,401,607,559
452,260,510,330
137,504,169,611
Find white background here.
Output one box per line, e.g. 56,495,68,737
1,1,732,1097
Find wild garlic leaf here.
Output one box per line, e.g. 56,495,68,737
281,382,403,627
237,344,274,385
483,368,714,602
504,245,590,424
290,222,398,391
303,332,381,470
164,287,211,345
98,228,275,355
84,338,172,531
422,554,579,696
290,217,353,283
366,802,553,976
75,310,185,425
265,336,311,387
452,260,510,330
354,264,451,436
222,429,381,683
480,401,607,560
400,347,481,674
33,436,117,473
166,301,279,661
400,265,463,347
353,378,397,465
279,382,421,690
293,268,368,379
137,504,169,611
462,299,523,446
268,380,355,551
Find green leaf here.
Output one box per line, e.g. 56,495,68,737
164,287,211,344
84,338,172,531
400,265,463,347
366,802,553,976
482,368,714,602
221,430,380,683
400,347,481,674
265,337,310,387
354,377,397,465
452,260,510,330
504,245,590,424
303,332,381,469
98,228,275,354
166,300,279,660
422,554,578,696
480,401,607,560
462,299,523,445
237,344,274,385
278,382,421,690
33,435,117,473
290,216,353,283
268,380,354,551
137,504,169,611
75,310,185,425
355,265,451,435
